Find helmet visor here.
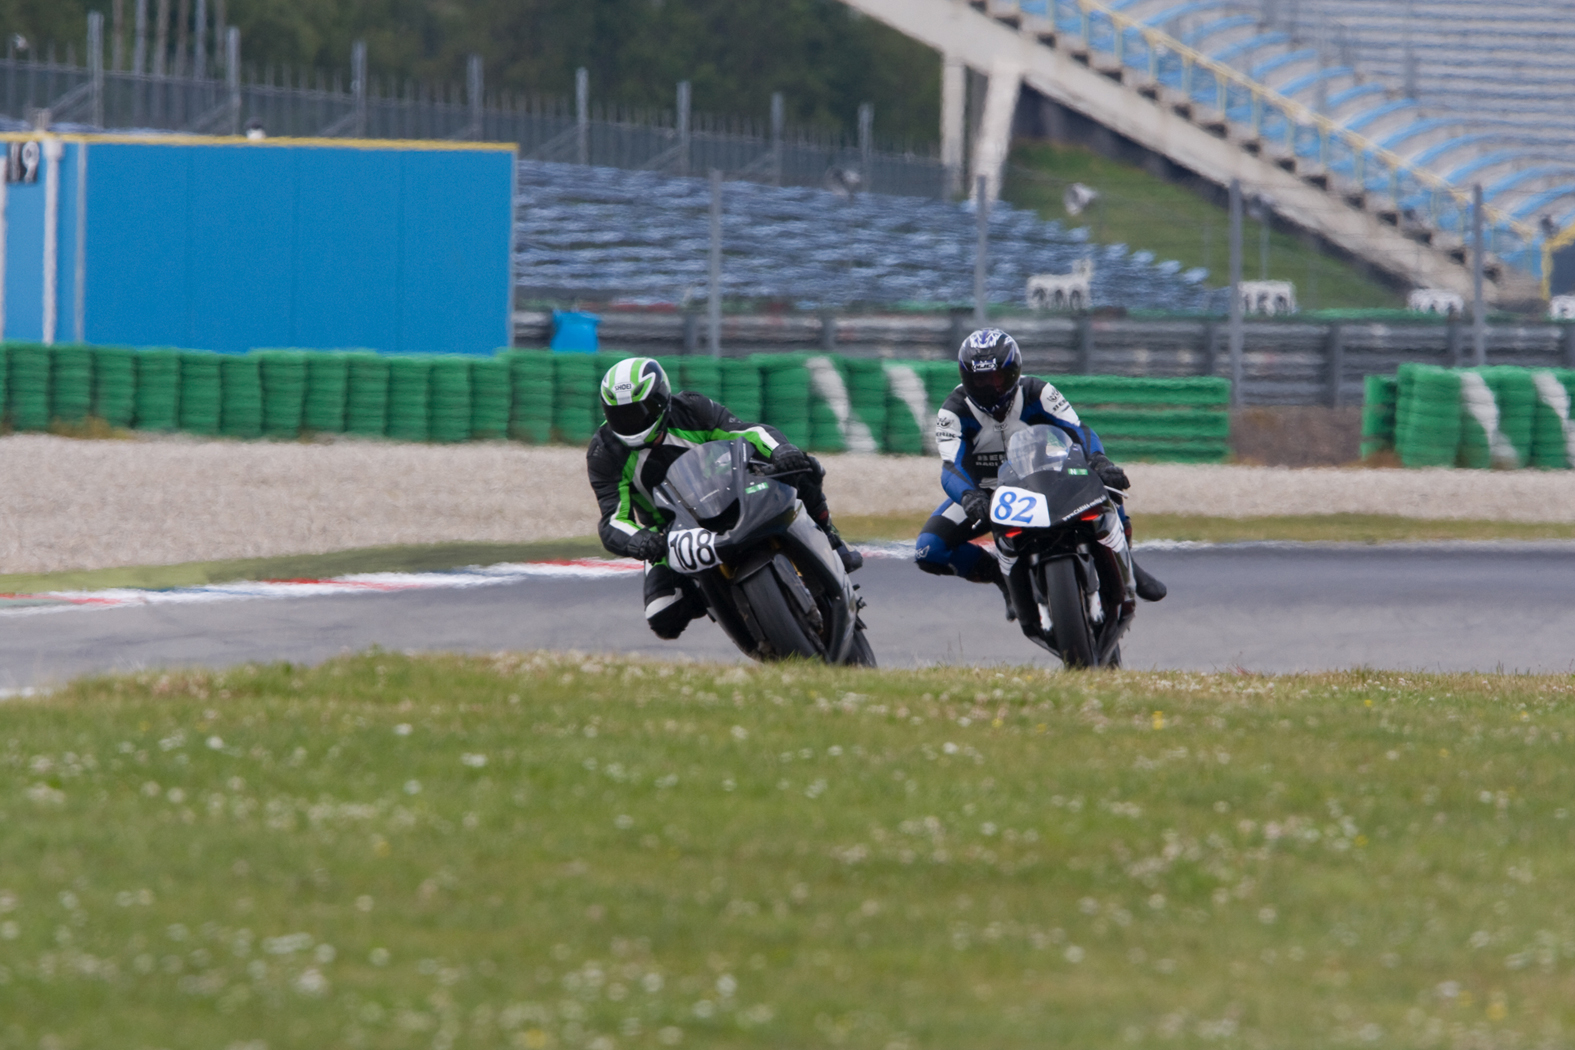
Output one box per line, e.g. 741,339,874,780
962,363,1020,412
604,398,665,439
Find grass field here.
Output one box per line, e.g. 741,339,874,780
1002,142,1403,311
4,654,1574,1048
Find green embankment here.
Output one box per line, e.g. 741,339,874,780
2,654,1572,1047
1003,142,1403,311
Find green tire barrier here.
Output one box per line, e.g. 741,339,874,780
304,353,349,433
507,351,555,444
92,347,137,428
1531,371,1575,470
133,349,181,431
1361,375,1398,460
179,352,222,436
470,357,511,440
720,359,763,425
345,353,391,437
9,344,51,431
50,346,94,425
0,342,1236,462
552,353,600,445
387,356,433,443
219,354,264,439
754,354,812,449
1391,364,1575,470
257,350,308,438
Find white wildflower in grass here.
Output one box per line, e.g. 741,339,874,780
394,724,413,736
1258,907,1278,924
293,967,329,997
461,753,488,768
716,974,737,997
642,972,663,993
730,726,748,741
1064,945,1085,963
404,780,422,795
692,999,715,1018
206,736,224,750
369,947,390,966
657,1028,683,1046
355,895,374,912
0,922,17,941
614,815,634,830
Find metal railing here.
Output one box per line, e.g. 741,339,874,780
1038,0,1537,254
0,39,946,197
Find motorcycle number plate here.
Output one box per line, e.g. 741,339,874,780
667,528,720,574
990,486,1051,528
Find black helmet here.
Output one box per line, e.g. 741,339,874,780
600,357,672,447
957,329,1022,418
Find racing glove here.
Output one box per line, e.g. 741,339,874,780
1090,453,1130,491
959,488,993,522
769,445,815,476
625,528,668,564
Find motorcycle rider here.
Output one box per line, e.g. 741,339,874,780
588,356,862,640
914,328,1167,614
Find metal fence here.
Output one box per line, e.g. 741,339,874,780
0,41,946,198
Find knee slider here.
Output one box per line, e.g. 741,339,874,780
913,533,956,574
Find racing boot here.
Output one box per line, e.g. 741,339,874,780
818,516,863,574
1122,518,1167,602
969,551,1016,622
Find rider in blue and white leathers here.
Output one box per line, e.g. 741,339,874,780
914,328,1167,614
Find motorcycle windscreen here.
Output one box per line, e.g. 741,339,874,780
997,425,1107,526
657,440,744,521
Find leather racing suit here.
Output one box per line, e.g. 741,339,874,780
587,391,834,639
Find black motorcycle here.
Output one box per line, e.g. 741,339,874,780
988,425,1134,669
652,437,876,666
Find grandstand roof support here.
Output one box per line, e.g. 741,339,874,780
971,59,1021,202
837,0,1539,303
942,55,967,198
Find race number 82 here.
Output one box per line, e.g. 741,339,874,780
669,528,718,573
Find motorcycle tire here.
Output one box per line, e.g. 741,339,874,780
739,561,825,660
1045,558,1098,669
844,627,878,668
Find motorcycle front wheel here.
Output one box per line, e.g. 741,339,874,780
738,561,825,660
1044,558,1098,669
845,627,877,668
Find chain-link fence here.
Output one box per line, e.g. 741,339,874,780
0,52,946,198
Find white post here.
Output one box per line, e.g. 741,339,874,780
42,139,62,346
133,0,147,74
88,12,105,128
770,91,784,187
226,27,240,134
75,143,88,343
858,102,873,191
1472,182,1486,366
942,55,966,198
576,67,589,166
467,54,483,140
708,169,723,357
1228,178,1244,405
351,40,367,138
974,174,989,325
193,0,206,79
0,179,8,340
970,62,1021,202
676,80,691,177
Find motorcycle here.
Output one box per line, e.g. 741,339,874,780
988,425,1134,669
653,437,876,666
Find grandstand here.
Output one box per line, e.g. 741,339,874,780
515,160,1216,310
845,0,1571,303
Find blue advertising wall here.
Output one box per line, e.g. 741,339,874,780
1,134,515,354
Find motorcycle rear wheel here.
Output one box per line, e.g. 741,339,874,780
739,561,825,660
1045,558,1098,669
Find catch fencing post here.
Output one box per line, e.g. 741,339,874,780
466,54,483,140
1228,178,1244,407
193,0,206,79
708,169,723,358
858,102,873,192
1325,323,1344,407
225,27,239,134
87,12,104,127
132,0,147,74
350,40,367,137
1472,182,1486,366
974,174,989,326
1564,323,1575,369
576,67,589,166
770,91,784,187
676,80,691,177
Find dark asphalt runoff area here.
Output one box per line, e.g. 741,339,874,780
1,543,1572,689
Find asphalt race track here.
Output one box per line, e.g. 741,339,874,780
1,543,1573,689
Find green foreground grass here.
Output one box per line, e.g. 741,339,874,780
4,654,1575,1049
1002,142,1402,310
3,516,1569,597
